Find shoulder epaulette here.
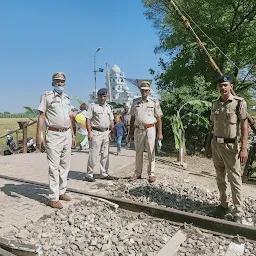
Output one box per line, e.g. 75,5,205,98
233,95,244,101
63,93,70,99
44,91,54,96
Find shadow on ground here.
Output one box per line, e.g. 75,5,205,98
0,183,48,204
68,170,119,182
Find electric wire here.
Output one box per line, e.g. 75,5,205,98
174,1,256,87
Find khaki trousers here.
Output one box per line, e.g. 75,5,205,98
211,139,243,215
86,130,110,178
134,126,156,176
45,129,72,201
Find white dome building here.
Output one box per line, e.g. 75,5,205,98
107,64,138,108
111,64,121,74
89,64,157,108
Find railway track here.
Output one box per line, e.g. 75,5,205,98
0,174,255,256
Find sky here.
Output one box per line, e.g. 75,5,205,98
0,0,164,113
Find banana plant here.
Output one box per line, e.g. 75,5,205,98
24,106,37,121
24,106,37,115
73,96,85,105
171,99,212,152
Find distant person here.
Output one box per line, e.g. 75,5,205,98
78,103,89,150
114,114,126,155
36,72,76,209
122,106,131,129
85,88,115,182
129,81,163,183
69,106,78,149
122,106,131,146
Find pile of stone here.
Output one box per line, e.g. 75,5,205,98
11,199,178,256
8,199,256,255
107,178,256,224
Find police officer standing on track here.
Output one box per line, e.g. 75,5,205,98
85,88,115,182
36,72,76,209
129,81,163,183
206,75,248,223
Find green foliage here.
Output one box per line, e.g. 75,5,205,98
171,114,184,151
0,113,37,118
143,0,256,151
108,102,125,109
24,106,38,115
171,98,211,151
160,75,214,135
143,0,256,92
74,96,85,105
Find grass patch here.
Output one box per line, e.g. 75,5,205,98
0,118,83,154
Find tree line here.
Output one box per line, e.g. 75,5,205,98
0,109,38,118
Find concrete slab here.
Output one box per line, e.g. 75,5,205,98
0,146,135,236
156,230,187,256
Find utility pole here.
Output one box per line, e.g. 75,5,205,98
106,63,112,102
93,47,103,99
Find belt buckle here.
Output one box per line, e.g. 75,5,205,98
139,125,145,129
59,128,66,132
217,137,224,143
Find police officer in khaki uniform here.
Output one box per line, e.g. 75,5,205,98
85,88,115,182
36,72,76,209
129,81,163,183
208,75,248,223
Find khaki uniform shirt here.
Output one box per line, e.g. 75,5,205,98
38,91,71,129
210,95,247,138
131,97,163,125
87,102,114,129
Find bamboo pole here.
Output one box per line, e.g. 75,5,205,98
168,0,256,133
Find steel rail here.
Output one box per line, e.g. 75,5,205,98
0,236,41,256
0,174,255,241
0,247,16,256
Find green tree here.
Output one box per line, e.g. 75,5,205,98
143,0,256,92
143,0,256,152
160,76,214,151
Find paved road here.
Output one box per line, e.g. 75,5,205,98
0,146,135,236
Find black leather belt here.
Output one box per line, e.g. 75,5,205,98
92,127,109,132
214,136,236,143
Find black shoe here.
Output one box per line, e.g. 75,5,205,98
129,174,142,181
84,176,95,182
101,175,118,180
213,205,229,218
